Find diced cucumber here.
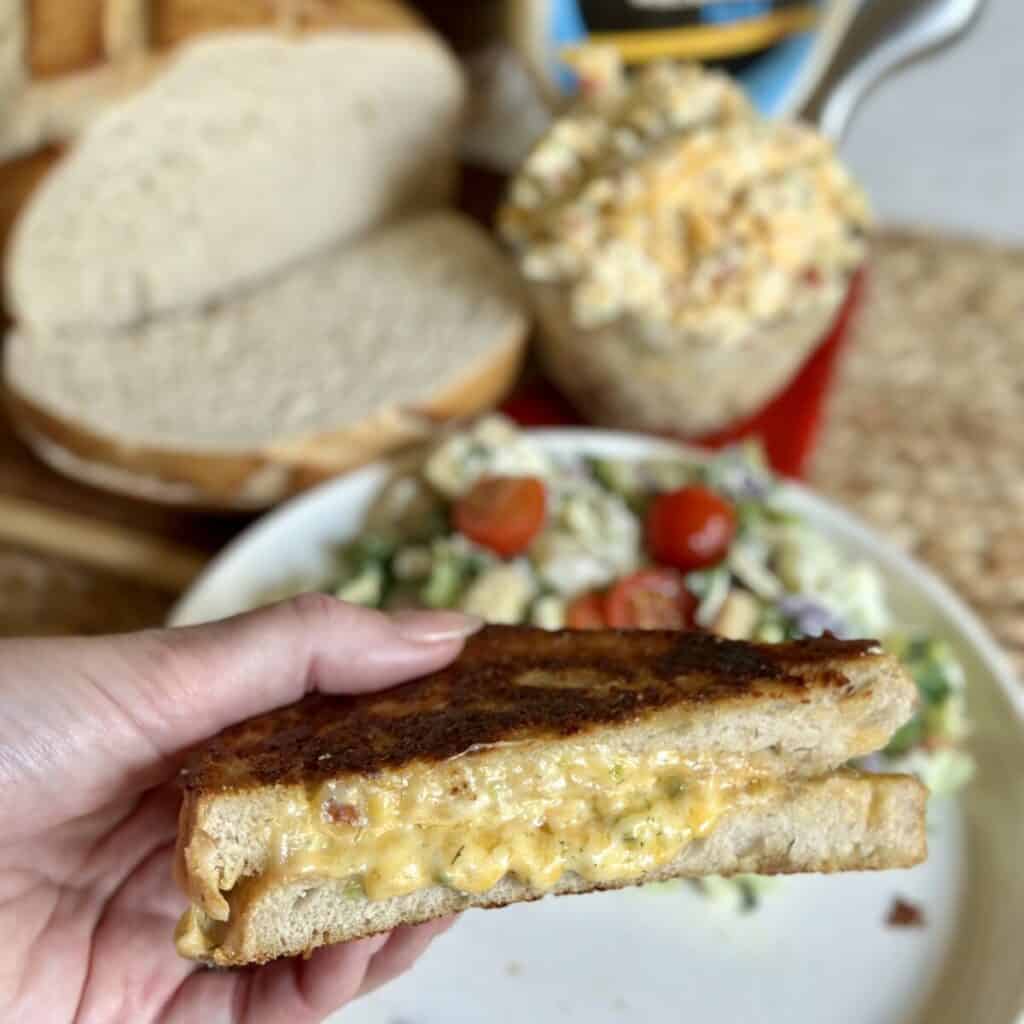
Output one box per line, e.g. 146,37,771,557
885,715,925,757
421,559,465,609
753,608,787,644
920,749,975,795
461,563,537,623
687,565,732,629
342,878,364,900
531,593,566,630
588,457,640,497
644,458,695,492
335,565,384,607
906,639,960,705
393,545,433,581
415,536,493,609
924,695,970,744
343,533,396,572
735,500,795,536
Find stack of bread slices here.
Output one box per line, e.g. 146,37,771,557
2,1,529,508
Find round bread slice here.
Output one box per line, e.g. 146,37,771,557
6,30,465,334
0,2,435,305
5,211,529,509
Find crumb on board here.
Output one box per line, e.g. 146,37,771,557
505,960,523,977
886,896,926,928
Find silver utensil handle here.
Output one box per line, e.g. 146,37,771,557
819,0,985,143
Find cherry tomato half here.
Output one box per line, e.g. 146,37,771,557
453,475,547,558
646,485,737,572
566,591,607,629
604,568,697,630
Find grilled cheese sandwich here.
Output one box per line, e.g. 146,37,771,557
174,626,927,965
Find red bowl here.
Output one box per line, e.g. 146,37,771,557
501,268,866,480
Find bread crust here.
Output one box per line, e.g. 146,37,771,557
179,627,906,792
151,0,425,49
173,628,925,966
173,626,918,927
4,327,526,509
0,144,62,273
5,0,427,157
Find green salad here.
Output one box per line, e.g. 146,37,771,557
278,416,972,904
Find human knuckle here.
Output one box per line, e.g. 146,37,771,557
287,590,341,624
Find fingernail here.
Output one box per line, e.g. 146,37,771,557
391,610,484,643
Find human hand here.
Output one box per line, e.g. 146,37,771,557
0,595,481,1023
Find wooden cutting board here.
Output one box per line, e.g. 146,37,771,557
0,399,234,635
3,225,1023,683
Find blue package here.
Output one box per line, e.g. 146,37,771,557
540,0,861,117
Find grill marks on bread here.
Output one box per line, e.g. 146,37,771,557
182,627,883,790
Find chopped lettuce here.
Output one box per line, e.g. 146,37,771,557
882,634,972,789
419,537,491,609
330,534,396,608
696,442,774,502
917,749,976,795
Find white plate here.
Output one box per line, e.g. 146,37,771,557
171,430,1024,1024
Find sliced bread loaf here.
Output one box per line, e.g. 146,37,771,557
5,211,529,508
0,1,432,287
6,30,465,333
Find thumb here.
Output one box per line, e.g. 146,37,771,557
0,597,481,828
141,595,482,753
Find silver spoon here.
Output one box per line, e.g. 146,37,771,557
816,0,986,142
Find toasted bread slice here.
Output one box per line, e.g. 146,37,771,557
174,627,923,966
5,211,528,509
177,771,927,966
181,627,916,792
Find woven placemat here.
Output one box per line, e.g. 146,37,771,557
812,230,1024,676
